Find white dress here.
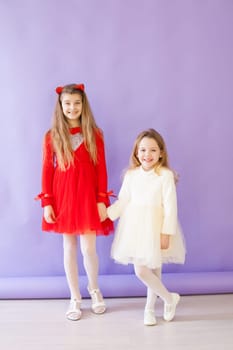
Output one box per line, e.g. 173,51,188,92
107,166,186,269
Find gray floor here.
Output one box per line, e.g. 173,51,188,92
0,294,233,350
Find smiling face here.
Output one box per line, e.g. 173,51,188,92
137,137,162,171
60,92,83,127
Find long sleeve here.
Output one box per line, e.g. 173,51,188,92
107,171,131,221
95,131,111,206
40,132,55,207
161,170,177,235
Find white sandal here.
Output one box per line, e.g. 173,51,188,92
66,299,82,321
144,309,157,326
87,288,106,314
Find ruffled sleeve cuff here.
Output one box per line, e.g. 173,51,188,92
34,192,54,208
97,190,116,205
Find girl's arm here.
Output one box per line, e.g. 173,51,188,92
160,234,170,249
107,172,131,221
43,205,56,223
161,170,178,236
36,132,55,208
42,133,56,223
95,131,111,221
95,130,111,207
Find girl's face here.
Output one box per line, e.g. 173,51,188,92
61,93,83,127
137,137,162,171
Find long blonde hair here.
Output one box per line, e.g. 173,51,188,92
50,84,99,170
129,128,170,174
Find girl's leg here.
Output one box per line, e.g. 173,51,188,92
80,233,106,314
145,268,161,310
63,234,82,321
63,234,81,299
80,233,99,290
144,269,162,326
134,265,180,322
134,265,171,303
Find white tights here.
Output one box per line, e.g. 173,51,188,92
63,233,99,300
134,265,172,308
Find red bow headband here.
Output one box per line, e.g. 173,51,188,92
55,84,85,94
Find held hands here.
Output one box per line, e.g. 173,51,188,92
97,202,108,222
44,205,56,223
160,234,170,250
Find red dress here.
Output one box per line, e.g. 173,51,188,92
37,127,114,235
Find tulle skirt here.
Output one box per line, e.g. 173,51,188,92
111,204,185,269
42,161,113,235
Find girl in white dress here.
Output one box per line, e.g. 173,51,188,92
107,128,185,326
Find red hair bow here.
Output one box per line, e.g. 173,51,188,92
55,86,63,94
55,84,85,94
75,84,85,92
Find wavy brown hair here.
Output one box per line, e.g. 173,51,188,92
129,128,170,174
50,84,99,170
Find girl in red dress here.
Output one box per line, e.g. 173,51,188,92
36,83,113,321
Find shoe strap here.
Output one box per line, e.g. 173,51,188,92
88,288,101,296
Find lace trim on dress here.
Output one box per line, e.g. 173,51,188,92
70,133,84,151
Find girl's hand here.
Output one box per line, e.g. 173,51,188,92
97,202,107,222
160,234,170,250
43,205,56,223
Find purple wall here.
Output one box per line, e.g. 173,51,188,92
0,0,233,297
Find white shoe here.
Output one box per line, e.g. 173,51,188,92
88,287,106,314
163,293,180,322
66,299,82,321
144,309,157,326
